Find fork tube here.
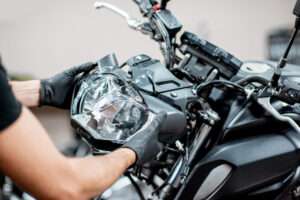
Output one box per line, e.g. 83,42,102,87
188,124,212,166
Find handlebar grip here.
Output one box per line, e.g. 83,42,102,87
277,76,300,104
277,87,300,104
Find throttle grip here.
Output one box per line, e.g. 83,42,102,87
277,76,300,104
278,87,300,104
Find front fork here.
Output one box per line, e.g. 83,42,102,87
157,110,218,200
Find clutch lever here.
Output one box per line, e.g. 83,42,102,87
94,2,145,31
257,95,300,134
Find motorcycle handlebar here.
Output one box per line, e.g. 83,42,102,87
274,76,300,104
95,2,131,20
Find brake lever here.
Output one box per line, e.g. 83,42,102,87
94,2,143,30
257,96,300,134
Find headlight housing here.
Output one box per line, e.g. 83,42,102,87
71,55,148,151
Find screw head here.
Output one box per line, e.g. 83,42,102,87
171,92,178,98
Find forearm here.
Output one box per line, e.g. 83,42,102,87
69,148,136,198
0,107,135,200
10,80,40,107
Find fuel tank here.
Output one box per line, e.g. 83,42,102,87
175,131,300,200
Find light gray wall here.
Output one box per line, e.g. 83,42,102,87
0,0,296,78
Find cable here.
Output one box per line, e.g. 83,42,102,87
146,73,158,96
132,82,156,97
236,76,269,86
126,173,146,200
120,62,127,69
196,80,247,97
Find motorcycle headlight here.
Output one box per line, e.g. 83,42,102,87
71,69,148,150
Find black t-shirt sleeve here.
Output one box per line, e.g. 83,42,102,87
0,65,22,131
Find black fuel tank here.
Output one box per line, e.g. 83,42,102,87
175,132,300,200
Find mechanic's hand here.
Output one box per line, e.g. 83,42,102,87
122,112,167,166
40,62,97,109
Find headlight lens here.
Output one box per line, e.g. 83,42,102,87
72,72,148,144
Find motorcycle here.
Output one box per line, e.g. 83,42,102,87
70,0,300,199
3,0,300,200
69,0,300,199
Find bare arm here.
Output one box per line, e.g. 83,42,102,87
10,62,97,109
10,80,40,107
0,107,136,200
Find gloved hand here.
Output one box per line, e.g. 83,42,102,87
122,112,167,166
40,62,97,109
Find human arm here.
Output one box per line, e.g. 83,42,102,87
10,80,40,107
0,106,136,200
10,62,97,109
1,60,165,199
0,65,136,199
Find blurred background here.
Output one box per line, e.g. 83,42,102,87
0,0,297,149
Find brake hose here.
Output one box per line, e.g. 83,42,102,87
195,80,247,97
236,76,269,87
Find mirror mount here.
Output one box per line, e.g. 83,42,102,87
271,0,300,87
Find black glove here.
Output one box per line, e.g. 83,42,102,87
40,62,97,109
122,112,167,166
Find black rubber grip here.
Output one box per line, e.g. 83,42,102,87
278,87,300,104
